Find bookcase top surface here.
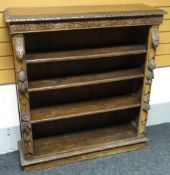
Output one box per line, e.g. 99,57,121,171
4,4,164,23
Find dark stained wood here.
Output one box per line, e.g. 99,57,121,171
28,68,144,92
25,27,148,54
33,123,137,157
4,4,164,171
12,34,34,159
4,4,164,23
8,17,164,34
26,45,146,64
32,108,140,138
27,54,145,82
4,5,164,34
29,79,143,109
22,142,147,172
31,94,140,124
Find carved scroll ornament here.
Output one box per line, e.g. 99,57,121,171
17,70,27,93
15,35,25,61
144,60,155,110
146,70,154,80
146,70,154,85
18,81,27,93
143,94,150,112
148,58,156,71
152,28,159,48
21,113,32,142
17,70,26,82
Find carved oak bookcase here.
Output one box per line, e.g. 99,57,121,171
4,4,164,171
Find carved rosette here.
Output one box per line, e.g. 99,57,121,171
12,34,33,159
139,26,159,135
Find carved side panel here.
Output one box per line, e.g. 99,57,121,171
138,26,159,135
12,34,34,159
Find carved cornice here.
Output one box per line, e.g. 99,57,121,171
5,12,164,23
3,5,164,23
9,17,163,34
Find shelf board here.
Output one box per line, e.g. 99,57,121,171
26,45,146,64
33,123,140,159
31,94,140,124
20,138,147,170
28,68,144,92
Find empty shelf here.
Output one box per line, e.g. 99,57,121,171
31,94,140,124
33,123,141,158
28,68,144,92
26,45,146,64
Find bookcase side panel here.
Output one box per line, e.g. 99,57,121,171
138,25,159,135
12,34,34,159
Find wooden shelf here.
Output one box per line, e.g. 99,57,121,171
28,68,144,92
31,94,140,124
26,45,146,64
33,123,138,158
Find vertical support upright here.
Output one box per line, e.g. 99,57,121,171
12,34,34,159
138,25,159,135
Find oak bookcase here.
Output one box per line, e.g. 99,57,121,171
4,4,164,171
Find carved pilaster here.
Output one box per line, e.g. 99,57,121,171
138,26,159,135
12,34,33,159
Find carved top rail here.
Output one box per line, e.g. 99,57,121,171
4,4,164,34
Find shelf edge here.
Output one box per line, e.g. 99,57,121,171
19,136,148,167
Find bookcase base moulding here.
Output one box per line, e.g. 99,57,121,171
4,4,164,172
